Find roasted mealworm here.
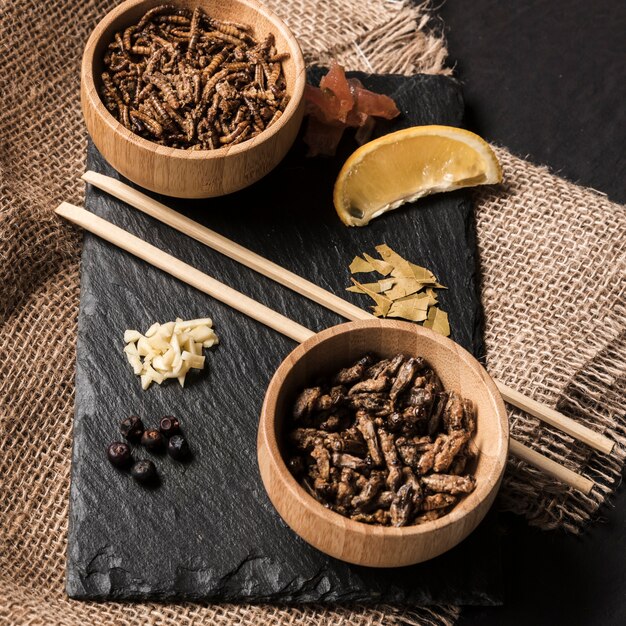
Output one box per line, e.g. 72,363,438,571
114,32,125,52
202,51,225,78
214,18,252,32
254,63,264,87
119,103,131,128
269,52,290,63
145,47,167,74
201,68,229,102
137,4,178,29
123,26,136,51
219,120,249,144
230,125,252,145
101,5,289,150
137,82,154,102
192,72,202,104
204,30,245,47
187,7,202,57
267,109,282,127
211,20,249,40
225,62,251,72
148,94,171,125
129,109,163,136
151,34,178,52
268,62,281,86
162,102,186,129
154,14,190,26
149,72,181,109
130,45,152,56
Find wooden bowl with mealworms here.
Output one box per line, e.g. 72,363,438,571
81,0,306,198
258,319,509,567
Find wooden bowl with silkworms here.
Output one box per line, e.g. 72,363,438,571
258,319,509,567
81,0,306,198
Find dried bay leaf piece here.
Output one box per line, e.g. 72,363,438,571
346,244,450,334
375,244,415,279
394,292,431,307
349,256,375,273
371,304,388,317
378,277,395,292
346,282,382,293
426,288,439,306
352,279,392,316
423,307,450,337
387,298,429,322
409,262,438,284
363,252,393,276
384,277,424,300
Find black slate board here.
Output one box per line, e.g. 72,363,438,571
67,73,501,605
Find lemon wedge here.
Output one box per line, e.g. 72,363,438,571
333,125,502,226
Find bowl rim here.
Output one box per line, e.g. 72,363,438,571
81,0,306,159
259,319,510,538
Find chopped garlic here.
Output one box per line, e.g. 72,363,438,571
189,325,214,343
182,351,205,369
145,322,161,338
124,329,142,344
124,317,218,389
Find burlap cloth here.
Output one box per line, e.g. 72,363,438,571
1,0,624,624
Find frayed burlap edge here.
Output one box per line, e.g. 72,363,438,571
498,306,626,533
311,4,452,76
474,148,626,533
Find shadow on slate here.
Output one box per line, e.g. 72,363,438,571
66,72,501,605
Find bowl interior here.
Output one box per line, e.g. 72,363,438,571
264,320,509,535
84,0,305,155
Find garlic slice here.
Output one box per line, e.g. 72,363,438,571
123,317,218,389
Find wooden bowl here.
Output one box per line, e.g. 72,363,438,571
81,0,306,198
258,319,509,568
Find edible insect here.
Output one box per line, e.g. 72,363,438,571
100,5,290,150
285,353,477,527
107,441,132,468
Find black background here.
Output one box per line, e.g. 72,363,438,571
438,1,626,624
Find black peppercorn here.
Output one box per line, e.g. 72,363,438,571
168,434,190,461
159,416,180,438
130,459,157,483
107,441,132,468
141,428,165,452
120,415,144,441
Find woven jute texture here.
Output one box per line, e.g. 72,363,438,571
1,0,624,624
475,148,626,532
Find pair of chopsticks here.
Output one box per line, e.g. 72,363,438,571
55,171,615,494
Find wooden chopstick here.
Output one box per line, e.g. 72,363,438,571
81,170,615,457
56,202,312,343
55,201,595,495
81,171,371,323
